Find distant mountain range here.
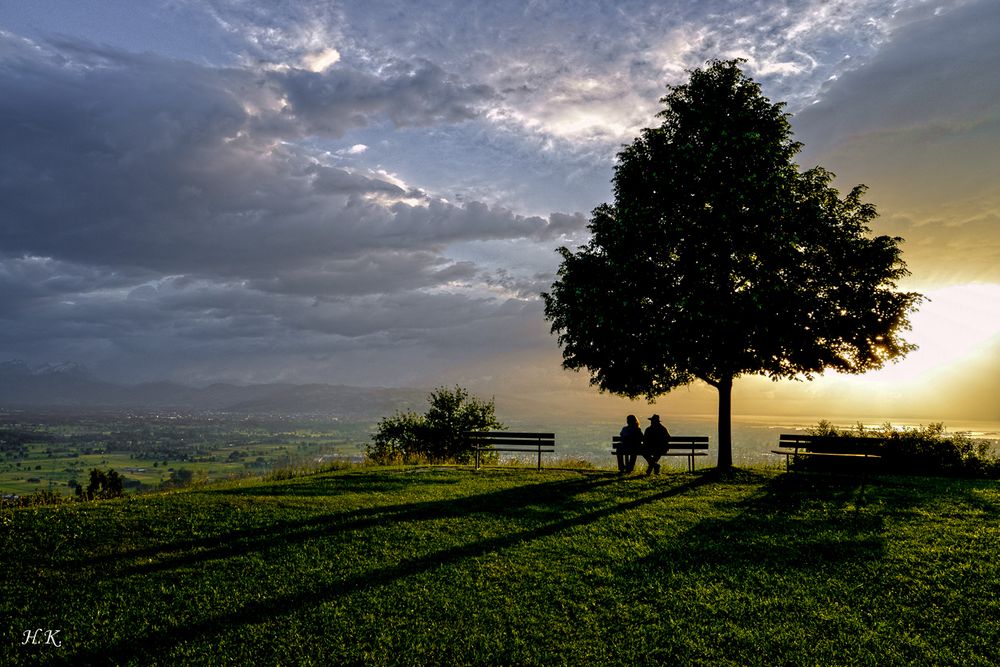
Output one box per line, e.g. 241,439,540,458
0,360,427,419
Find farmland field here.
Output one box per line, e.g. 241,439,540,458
0,411,371,496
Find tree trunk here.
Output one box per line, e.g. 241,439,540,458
717,376,733,469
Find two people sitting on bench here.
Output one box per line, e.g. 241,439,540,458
617,413,672,475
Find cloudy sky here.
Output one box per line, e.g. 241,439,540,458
1,0,998,422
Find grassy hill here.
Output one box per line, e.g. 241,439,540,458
3,465,999,665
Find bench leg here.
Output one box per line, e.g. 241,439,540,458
537,448,542,471
475,448,480,470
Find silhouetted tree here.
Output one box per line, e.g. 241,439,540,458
543,59,922,469
368,386,504,464
78,467,124,499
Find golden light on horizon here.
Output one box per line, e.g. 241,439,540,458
853,283,1000,385
789,282,1000,422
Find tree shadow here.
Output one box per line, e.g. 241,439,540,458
629,472,888,580
63,469,619,573
624,468,999,583
56,471,719,665
207,468,466,497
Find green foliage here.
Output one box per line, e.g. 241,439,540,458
543,59,922,468
163,467,196,489
367,386,504,464
809,421,998,477
368,410,428,464
76,467,124,500
2,468,999,665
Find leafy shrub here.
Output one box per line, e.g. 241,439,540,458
368,386,504,464
810,421,997,477
368,411,427,465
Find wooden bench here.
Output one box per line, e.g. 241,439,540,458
772,434,883,472
611,435,709,472
464,431,555,470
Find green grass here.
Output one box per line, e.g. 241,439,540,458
2,466,999,665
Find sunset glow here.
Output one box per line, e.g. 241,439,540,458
856,283,1000,385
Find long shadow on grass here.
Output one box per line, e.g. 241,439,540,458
216,468,469,496
57,471,720,665
62,470,484,571
63,470,622,574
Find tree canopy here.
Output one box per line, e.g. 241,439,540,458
543,59,923,468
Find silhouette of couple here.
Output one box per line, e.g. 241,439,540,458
617,414,670,475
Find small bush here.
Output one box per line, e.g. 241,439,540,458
367,386,504,464
162,468,197,489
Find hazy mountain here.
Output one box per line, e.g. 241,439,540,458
0,361,427,419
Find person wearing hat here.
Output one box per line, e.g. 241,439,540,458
642,414,671,475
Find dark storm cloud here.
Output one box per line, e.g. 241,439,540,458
0,255,151,312
0,34,572,276
0,32,584,382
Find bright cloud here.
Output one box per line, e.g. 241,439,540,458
302,46,340,72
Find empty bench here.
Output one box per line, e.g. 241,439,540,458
772,434,883,472
464,431,555,470
611,435,709,472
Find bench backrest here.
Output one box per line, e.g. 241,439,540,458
612,435,708,450
778,434,882,455
465,431,555,450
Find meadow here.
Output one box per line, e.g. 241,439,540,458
3,464,998,665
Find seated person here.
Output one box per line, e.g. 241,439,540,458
617,415,642,473
642,414,671,475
